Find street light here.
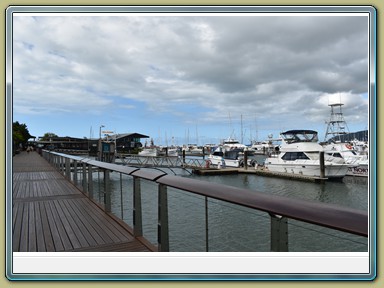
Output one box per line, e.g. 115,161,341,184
98,125,105,161
99,125,105,139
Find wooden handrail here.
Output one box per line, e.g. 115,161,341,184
44,150,368,238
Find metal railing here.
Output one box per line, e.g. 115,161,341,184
117,153,207,169
42,150,368,252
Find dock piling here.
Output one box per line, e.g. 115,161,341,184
319,151,325,179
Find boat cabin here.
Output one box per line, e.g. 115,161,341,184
212,148,243,160
281,130,319,144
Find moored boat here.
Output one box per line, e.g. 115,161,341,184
322,102,368,177
323,142,368,177
207,147,255,168
264,130,349,179
138,147,158,157
221,137,247,152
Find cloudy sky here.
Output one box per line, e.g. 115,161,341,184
12,12,370,145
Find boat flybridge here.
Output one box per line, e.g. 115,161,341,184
221,137,247,152
264,130,349,179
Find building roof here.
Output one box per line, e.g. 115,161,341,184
115,133,149,139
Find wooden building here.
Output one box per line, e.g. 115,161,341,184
114,133,149,154
35,136,89,152
34,133,149,155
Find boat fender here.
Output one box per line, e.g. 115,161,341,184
219,158,226,169
345,144,353,150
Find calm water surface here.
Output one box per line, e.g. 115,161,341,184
87,159,369,252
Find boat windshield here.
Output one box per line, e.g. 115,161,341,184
305,152,320,160
281,130,318,144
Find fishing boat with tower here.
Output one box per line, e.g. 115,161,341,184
322,101,368,177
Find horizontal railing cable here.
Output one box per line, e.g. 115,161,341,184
43,150,368,239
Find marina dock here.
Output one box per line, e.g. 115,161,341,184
12,151,155,252
193,167,328,182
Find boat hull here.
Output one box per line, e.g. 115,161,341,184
347,164,368,177
207,155,240,168
265,159,348,179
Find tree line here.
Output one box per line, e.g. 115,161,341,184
13,121,58,152
12,121,32,150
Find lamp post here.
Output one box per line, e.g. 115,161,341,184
99,125,105,161
99,125,105,139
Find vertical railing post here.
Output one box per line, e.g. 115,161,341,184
158,183,169,252
57,155,60,172
62,156,66,175
73,160,78,185
88,164,94,199
104,169,111,212
65,158,71,179
59,155,62,173
133,176,143,237
82,162,88,194
182,149,186,167
205,196,209,252
120,173,123,219
52,153,56,168
270,213,288,252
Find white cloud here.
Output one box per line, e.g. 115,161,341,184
11,13,370,140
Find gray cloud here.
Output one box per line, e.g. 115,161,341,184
12,14,369,137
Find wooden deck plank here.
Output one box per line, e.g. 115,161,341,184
19,203,29,252
38,201,55,252
34,201,46,252
69,241,150,252
28,202,37,252
52,199,83,250
12,203,23,252
61,199,100,247
43,201,64,252
47,200,74,251
58,199,92,248
12,200,20,231
69,198,116,243
75,198,132,242
12,152,152,252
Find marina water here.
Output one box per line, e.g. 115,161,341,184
88,156,368,252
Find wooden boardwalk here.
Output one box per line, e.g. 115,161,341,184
12,151,153,252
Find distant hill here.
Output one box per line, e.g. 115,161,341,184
328,130,368,143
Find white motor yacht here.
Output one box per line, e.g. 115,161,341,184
221,137,247,152
207,147,254,168
323,142,368,177
138,147,158,157
264,130,349,179
322,102,368,177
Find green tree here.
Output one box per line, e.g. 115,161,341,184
41,132,58,141
13,121,33,149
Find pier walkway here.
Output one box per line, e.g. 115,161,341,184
12,151,153,252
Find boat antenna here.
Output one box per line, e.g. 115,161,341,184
241,114,243,144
